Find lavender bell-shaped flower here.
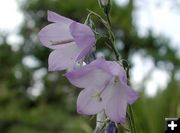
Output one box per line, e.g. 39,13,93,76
65,58,138,124
38,11,95,71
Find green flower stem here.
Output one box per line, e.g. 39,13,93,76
106,13,112,27
86,10,120,60
129,105,137,133
87,9,108,29
94,111,107,133
88,9,137,133
105,13,120,61
105,10,137,133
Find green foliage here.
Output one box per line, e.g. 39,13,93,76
0,0,179,132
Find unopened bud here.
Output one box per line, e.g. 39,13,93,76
100,0,109,6
98,0,111,14
106,122,118,133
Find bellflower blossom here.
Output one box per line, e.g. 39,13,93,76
65,59,138,124
38,11,95,71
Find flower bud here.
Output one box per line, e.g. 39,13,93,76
100,0,109,6
106,122,118,133
98,0,111,14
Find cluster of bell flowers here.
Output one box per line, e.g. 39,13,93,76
38,10,138,124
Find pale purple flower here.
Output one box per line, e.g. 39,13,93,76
65,59,138,124
38,10,95,71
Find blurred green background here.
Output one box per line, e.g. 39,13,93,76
0,0,180,133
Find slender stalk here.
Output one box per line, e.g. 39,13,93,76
94,111,107,133
105,11,137,133
105,13,120,61
87,9,108,29
106,13,112,27
129,105,137,133
87,9,120,60
89,6,137,133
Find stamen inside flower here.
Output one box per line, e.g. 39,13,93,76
114,76,119,84
92,90,102,102
49,39,74,45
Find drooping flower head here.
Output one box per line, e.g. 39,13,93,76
38,11,95,71
65,59,138,124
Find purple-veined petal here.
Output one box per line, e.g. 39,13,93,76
77,44,94,60
70,22,95,59
66,67,112,89
102,77,128,124
38,23,73,49
48,42,80,71
77,87,104,115
70,22,95,48
47,10,73,24
126,86,138,104
104,61,124,76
